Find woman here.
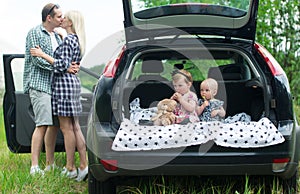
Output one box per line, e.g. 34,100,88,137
30,10,88,181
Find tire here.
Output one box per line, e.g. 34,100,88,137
281,169,298,194
88,168,116,194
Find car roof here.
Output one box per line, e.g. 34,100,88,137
122,0,258,43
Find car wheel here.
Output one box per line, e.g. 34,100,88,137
88,168,116,194
281,170,298,194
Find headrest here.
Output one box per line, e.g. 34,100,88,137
141,60,164,73
208,64,250,81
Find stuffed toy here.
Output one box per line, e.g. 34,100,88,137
151,98,177,126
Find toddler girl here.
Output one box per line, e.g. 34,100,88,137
197,78,226,121
170,70,199,124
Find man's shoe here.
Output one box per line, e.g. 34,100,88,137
75,167,88,182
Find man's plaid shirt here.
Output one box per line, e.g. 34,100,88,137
23,24,62,94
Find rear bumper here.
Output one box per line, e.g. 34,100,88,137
88,141,298,182
89,155,298,182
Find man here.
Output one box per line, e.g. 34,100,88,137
23,3,78,175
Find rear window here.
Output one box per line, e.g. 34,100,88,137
131,0,250,19
128,49,251,82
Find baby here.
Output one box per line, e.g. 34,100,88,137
197,78,226,121
170,69,199,124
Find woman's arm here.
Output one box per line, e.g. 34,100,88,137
30,45,79,74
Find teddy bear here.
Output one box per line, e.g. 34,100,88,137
151,98,177,126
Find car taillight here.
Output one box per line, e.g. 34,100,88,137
272,158,290,172
254,43,285,76
100,159,118,172
103,45,126,78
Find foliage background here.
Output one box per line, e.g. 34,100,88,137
256,0,300,104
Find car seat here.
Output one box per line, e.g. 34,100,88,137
136,59,168,81
207,63,251,81
207,63,252,117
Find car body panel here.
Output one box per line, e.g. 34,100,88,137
88,83,298,181
3,54,98,153
122,0,258,42
87,36,299,193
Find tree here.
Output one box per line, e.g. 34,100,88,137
256,0,300,104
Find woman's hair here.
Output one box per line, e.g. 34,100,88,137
172,69,193,83
65,10,86,57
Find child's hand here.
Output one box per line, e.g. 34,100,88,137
211,107,226,118
171,92,182,102
202,100,209,107
211,109,219,117
201,96,209,107
171,93,177,100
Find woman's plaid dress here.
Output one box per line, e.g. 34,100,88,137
51,34,82,117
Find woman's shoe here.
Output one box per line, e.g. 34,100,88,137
75,166,88,182
44,163,59,172
30,165,44,176
61,167,77,179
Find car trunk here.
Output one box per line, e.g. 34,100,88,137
119,41,265,122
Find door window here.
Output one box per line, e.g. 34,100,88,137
11,58,24,92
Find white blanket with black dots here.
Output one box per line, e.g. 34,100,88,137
111,117,285,151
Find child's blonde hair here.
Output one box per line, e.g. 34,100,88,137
205,78,218,91
201,78,218,97
172,69,193,83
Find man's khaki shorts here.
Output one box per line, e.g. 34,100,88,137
29,89,53,127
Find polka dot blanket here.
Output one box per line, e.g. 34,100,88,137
112,117,285,151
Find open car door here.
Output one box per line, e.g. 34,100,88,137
122,0,258,43
3,54,99,153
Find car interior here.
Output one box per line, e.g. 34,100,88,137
121,49,264,122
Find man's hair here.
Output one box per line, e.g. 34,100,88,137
41,3,60,22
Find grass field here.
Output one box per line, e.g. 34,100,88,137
0,105,89,193
1,102,300,193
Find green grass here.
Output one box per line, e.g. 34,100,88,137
0,105,88,194
117,175,288,194
1,102,300,193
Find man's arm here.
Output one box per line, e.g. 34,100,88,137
27,29,53,71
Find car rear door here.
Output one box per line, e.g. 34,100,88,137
122,0,258,43
3,54,99,153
